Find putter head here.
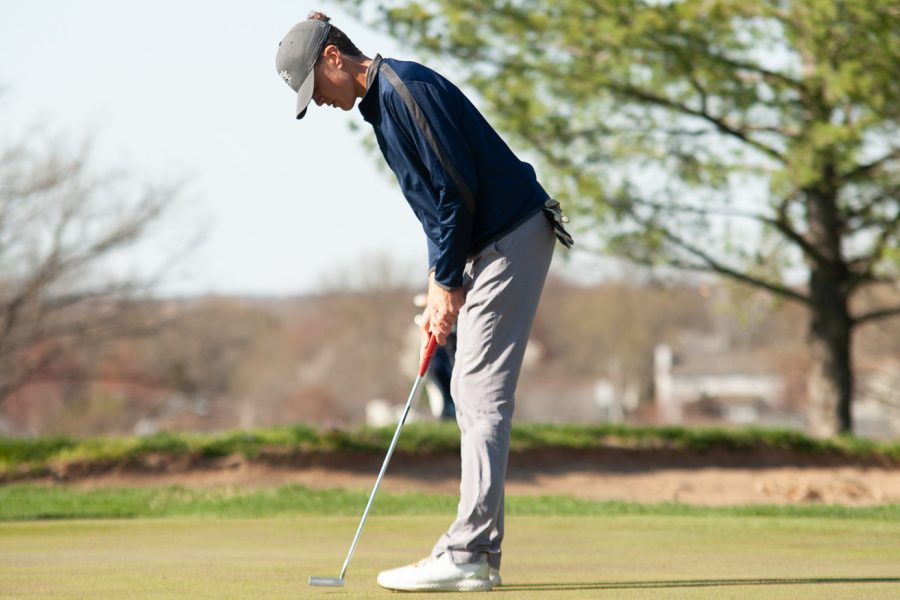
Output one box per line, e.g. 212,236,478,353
309,576,344,587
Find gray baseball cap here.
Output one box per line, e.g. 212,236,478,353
275,20,332,120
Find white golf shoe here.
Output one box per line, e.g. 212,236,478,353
489,567,502,587
376,553,492,592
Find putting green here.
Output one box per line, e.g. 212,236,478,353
1,515,898,599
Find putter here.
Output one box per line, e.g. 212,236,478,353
309,334,439,588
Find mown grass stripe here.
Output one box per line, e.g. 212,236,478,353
1,484,899,521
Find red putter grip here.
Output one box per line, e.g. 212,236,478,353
418,335,438,377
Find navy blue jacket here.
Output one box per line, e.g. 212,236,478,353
358,56,548,290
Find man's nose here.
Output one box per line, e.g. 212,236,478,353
314,96,324,106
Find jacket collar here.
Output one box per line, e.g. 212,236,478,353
358,54,383,124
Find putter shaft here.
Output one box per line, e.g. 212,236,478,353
337,371,426,580
310,336,438,587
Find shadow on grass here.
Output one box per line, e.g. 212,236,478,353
498,577,900,592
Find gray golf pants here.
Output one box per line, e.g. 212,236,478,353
431,210,555,569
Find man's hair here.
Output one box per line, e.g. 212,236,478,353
308,11,364,59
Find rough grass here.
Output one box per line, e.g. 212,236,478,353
2,422,899,478
2,514,899,599
2,484,900,521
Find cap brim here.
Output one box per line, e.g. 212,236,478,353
295,69,316,120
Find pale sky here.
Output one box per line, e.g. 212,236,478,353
1,1,453,296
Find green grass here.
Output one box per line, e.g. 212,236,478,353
2,514,899,599
2,422,899,478
2,484,900,521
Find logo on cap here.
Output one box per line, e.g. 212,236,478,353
280,70,292,87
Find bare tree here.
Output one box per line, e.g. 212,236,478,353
0,133,190,405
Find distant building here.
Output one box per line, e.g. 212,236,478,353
855,359,900,439
654,343,788,426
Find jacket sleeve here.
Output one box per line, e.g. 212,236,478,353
383,81,477,290
427,236,439,276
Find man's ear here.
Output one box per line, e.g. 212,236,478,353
322,44,343,69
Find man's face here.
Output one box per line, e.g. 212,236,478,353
312,46,356,111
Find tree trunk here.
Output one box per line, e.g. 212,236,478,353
806,284,853,435
805,182,854,436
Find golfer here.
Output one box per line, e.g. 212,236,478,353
276,12,572,593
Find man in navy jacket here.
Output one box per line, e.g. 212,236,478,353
277,12,571,592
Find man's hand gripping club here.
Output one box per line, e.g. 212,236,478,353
420,272,465,348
